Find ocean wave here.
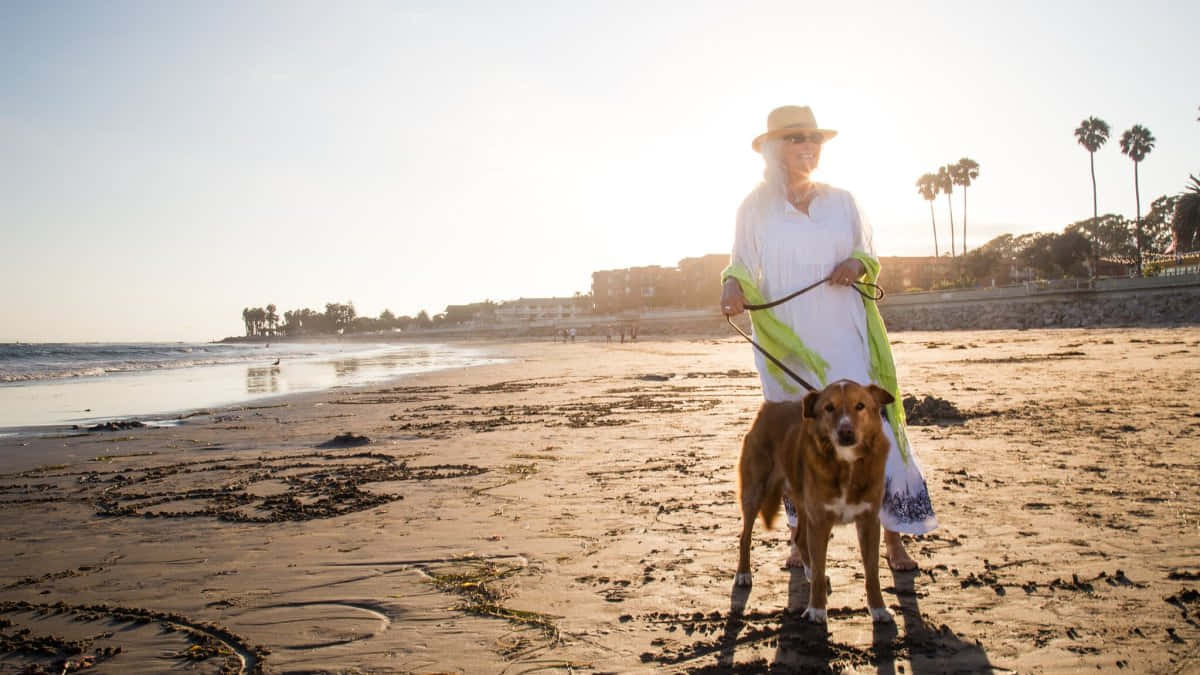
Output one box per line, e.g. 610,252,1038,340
0,360,231,382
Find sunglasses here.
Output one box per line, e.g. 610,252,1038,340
784,133,825,145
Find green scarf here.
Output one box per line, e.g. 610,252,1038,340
721,262,829,394
850,251,911,462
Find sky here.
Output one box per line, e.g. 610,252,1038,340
2,0,1197,342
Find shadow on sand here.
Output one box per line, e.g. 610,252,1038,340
667,564,999,673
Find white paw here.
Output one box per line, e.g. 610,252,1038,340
870,606,894,623
801,607,827,623
734,572,752,587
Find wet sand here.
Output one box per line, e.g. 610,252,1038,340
1,327,1198,673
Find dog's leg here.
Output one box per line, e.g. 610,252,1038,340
801,518,832,623
735,513,756,586
735,472,763,587
791,498,813,582
857,515,893,623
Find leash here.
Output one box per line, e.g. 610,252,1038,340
725,276,885,392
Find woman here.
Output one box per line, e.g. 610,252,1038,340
721,105,937,571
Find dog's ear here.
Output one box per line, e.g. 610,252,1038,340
867,384,894,408
802,391,820,419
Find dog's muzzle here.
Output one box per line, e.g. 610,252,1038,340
836,419,856,446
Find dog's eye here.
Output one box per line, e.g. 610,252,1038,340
824,403,835,413
856,402,865,411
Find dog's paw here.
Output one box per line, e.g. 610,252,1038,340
870,606,894,623
734,572,752,587
801,607,827,623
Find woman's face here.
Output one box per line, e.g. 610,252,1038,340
780,133,823,178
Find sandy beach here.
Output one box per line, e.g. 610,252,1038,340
1,327,1198,674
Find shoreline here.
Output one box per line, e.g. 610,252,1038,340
1,328,1198,672
0,341,509,432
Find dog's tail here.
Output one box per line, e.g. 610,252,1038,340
759,479,783,529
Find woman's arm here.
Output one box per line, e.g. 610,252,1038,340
722,196,761,315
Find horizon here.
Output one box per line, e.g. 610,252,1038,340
3,1,1197,342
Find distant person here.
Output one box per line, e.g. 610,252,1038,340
569,327,576,343
606,325,613,342
720,105,937,571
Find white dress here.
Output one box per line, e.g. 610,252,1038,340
732,183,937,534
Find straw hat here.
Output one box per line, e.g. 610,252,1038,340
751,105,837,152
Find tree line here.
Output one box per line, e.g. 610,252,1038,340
1073,116,1163,273
912,109,1195,277
944,195,1182,289
237,300,515,337
1073,115,1199,271
241,302,436,337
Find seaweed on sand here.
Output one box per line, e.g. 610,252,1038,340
423,561,561,646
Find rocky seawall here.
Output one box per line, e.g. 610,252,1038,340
878,293,1200,331
878,279,1200,331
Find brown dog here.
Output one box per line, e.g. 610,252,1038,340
735,379,895,624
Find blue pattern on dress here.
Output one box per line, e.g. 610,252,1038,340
882,476,935,525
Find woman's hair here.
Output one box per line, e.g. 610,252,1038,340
758,138,788,203
739,138,789,220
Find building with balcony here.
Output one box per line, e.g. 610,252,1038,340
591,265,682,314
493,297,588,322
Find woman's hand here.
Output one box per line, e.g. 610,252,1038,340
721,278,746,315
830,258,866,286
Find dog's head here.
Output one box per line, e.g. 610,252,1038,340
802,380,894,454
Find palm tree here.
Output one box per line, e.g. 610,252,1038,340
951,158,980,253
251,307,267,336
936,165,956,256
1074,117,1110,220
916,173,940,257
1119,124,1156,273
1172,174,1200,253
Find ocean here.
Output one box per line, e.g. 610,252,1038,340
0,341,501,430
